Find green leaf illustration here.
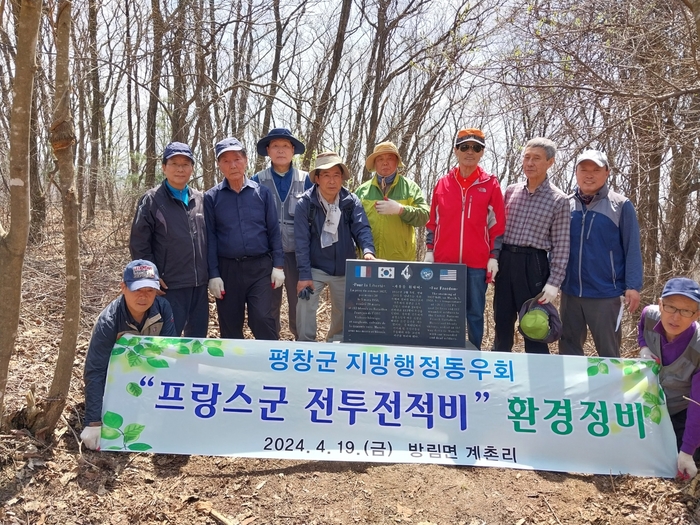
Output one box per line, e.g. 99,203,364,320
643,392,662,405
126,337,141,347
128,443,153,451
123,423,146,443
622,366,637,376
126,382,143,397
116,336,129,346
587,366,599,377
146,357,169,368
609,359,621,365
623,360,637,366
111,347,126,356
106,446,122,450
191,341,204,354
659,388,666,402
103,411,124,429
650,406,662,424
101,427,121,440
652,363,660,375
177,344,190,354
127,350,142,367
207,346,224,357
587,358,604,364
643,405,652,417
598,362,609,374
204,340,222,347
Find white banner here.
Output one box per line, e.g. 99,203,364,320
101,335,678,477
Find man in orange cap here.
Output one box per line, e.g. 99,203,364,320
425,128,505,349
355,141,429,260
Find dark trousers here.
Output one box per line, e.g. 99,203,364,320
559,294,623,357
163,284,209,337
271,251,300,339
493,246,551,354
216,255,278,340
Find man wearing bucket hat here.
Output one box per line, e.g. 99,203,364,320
424,128,506,349
294,151,375,341
205,137,283,340
129,142,208,337
492,137,570,354
251,129,313,339
559,149,642,358
354,141,429,260
80,260,177,450
637,277,700,479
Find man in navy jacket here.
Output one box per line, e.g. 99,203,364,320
559,150,642,357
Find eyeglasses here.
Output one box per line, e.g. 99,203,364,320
457,143,484,153
661,302,698,318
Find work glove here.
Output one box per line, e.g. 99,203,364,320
486,258,499,283
375,198,403,215
80,425,101,451
298,286,314,301
538,284,559,305
639,346,659,363
677,451,698,480
424,251,434,263
271,268,285,289
208,277,225,299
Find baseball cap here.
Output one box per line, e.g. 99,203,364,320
661,277,700,304
454,128,486,148
518,294,563,344
215,137,245,159
162,142,194,164
123,260,161,291
575,150,608,168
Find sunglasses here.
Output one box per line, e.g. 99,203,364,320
457,143,484,153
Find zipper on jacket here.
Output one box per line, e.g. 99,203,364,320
586,214,596,239
459,188,466,264
179,198,199,286
578,209,586,297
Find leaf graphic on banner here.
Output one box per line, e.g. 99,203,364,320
126,382,143,397
123,424,146,443
622,365,638,376
207,347,224,357
146,357,169,368
205,339,222,347
103,411,124,429
101,427,121,440
126,337,141,346
128,443,153,451
127,350,141,367
106,446,122,450
587,358,604,364
643,392,662,405
659,388,666,402
587,366,599,377
177,344,190,354
598,362,609,374
649,406,662,424
192,341,205,354
609,359,621,365
116,336,129,346
111,347,126,356
652,363,660,375
643,405,652,417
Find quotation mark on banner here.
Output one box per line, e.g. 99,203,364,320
475,391,490,402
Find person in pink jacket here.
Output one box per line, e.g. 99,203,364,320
425,128,506,349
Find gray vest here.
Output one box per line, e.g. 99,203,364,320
257,167,308,253
643,306,700,414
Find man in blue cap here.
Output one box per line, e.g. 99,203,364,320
205,137,283,340
251,129,312,339
129,142,208,337
638,277,700,480
80,260,176,450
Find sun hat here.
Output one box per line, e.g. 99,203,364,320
518,293,563,343
215,137,246,159
454,128,486,148
575,150,609,168
364,141,404,172
661,277,700,304
256,128,305,156
162,142,194,164
309,151,351,184
123,260,161,292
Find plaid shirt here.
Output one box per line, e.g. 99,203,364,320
494,178,570,287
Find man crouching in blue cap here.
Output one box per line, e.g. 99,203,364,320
81,260,176,450
638,277,700,479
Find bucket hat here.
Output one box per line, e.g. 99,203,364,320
256,128,305,156
309,151,350,184
518,293,563,344
365,141,404,172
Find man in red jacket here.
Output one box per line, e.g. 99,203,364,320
425,128,506,349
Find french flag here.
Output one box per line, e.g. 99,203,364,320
355,266,371,278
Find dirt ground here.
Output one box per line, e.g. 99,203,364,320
1,211,700,525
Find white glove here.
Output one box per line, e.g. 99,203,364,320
486,258,499,282
375,199,403,215
677,451,698,480
208,277,225,299
639,346,659,363
271,268,285,289
424,251,434,263
80,425,101,450
538,284,559,304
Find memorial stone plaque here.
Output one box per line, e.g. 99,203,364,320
344,259,468,348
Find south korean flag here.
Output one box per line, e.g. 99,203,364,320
378,267,395,279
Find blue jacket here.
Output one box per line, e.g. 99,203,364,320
83,295,176,425
562,184,642,299
294,186,375,279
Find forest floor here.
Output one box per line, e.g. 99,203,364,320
1,211,699,525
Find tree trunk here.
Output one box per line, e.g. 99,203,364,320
86,0,101,224
145,0,165,188
0,0,42,426
26,0,80,440
29,82,45,243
